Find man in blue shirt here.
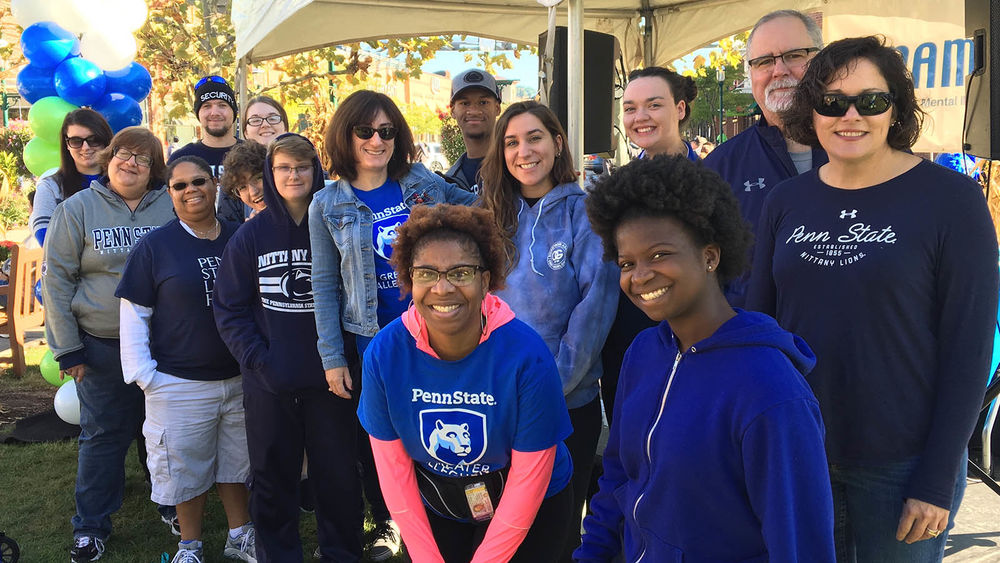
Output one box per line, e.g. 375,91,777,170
444,69,502,192
703,10,828,307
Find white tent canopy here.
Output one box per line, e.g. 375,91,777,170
232,0,964,160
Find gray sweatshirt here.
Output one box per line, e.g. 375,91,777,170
42,179,175,360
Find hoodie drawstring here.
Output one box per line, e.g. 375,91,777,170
521,195,547,277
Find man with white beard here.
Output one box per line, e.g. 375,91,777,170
703,10,827,307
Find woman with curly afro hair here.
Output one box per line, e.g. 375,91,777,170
357,204,575,563
576,155,835,563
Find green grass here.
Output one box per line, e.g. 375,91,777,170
0,345,402,562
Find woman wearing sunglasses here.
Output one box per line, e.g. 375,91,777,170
42,127,176,563
117,155,255,563
242,95,289,145
30,108,113,246
310,89,477,560
749,36,998,562
358,203,573,563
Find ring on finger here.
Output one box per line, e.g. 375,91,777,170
926,528,941,537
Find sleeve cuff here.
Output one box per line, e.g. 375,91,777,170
57,349,86,370
321,354,348,371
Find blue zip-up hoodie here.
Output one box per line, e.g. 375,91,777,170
213,133,327,393
576,310,835,563
494,182,618,409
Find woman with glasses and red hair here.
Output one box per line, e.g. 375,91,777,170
30,109,113,246
749,36,998,562
309,89,476,560
42,127,176,563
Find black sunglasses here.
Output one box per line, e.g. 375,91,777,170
195,75,228,90
353,125,397,141
66,135,106,149
170,177,211,191
815,92,894,117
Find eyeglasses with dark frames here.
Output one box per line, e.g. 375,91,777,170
170,177,212,191
814,92,894,117
246,114,283,127
410,265,485,287
353,125,398,141
65,136,106,149
112,147,153,168
747,47,819,70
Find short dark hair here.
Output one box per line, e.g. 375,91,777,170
58,109,113,199
99,127,168,191
389,204,512,295
626,67,698,126
783,35,924,151
324,90,416,181
220,140,267,198
586,155,752,284
243,95,290,137
479,101,577,236
166,156,214,190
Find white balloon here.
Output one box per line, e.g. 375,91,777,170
11,0,59,27
80,31,137,71
106,0,149,32
54,379,81,425
52,0,103,35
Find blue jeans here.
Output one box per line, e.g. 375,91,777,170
71,334,145,540
830,458,966,563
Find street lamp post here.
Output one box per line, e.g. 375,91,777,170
716,67,726,144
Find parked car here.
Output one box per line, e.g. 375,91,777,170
420,142,450,172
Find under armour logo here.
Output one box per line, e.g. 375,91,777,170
743,178,766,192
840,209,858,219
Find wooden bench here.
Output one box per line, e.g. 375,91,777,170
0,244,44,377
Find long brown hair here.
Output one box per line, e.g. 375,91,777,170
57,109,113,199
323,90,417,181
478,101,577,237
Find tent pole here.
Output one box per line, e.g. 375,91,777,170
237,56,249,139
641,5,654,67
567,0,584,183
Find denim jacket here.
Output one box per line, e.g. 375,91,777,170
308,163,478,370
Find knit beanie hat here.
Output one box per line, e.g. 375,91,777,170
193,76,237,120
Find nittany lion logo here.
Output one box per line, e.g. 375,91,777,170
375,221,401,260
420,408,487,466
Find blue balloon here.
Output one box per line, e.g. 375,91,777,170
20,22,80,69
104,62,152,103
54,58,107,107
17,64,58,104
93,93,142,132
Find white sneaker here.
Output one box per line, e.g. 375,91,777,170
367,520,400,562
170,543,203,563
224,524,257,563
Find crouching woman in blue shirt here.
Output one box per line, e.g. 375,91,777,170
576,155,835,563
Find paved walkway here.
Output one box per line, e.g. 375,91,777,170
948,479,1000,561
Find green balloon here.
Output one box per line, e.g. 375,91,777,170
39,349,67,387
28,96,78,143
23,136,60,177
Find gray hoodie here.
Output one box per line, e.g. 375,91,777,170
42,179,175,361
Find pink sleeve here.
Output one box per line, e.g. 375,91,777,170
369,436,445,563
470,446,557,563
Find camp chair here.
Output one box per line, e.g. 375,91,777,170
0,244,44,377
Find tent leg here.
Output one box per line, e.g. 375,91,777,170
567,0,584,183
237,57,249,137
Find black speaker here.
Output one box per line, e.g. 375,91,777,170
963,0,1000,159
539,27,618,155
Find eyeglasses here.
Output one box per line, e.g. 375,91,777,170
66,135,106,149
113,147,152,168
235,174,262,193
246,114,283,127
195,75,229,89
272,165,313,177
410,265,484,287
747,47,819,71
814,92,894,117
170,177,211,191
353,125,397,141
